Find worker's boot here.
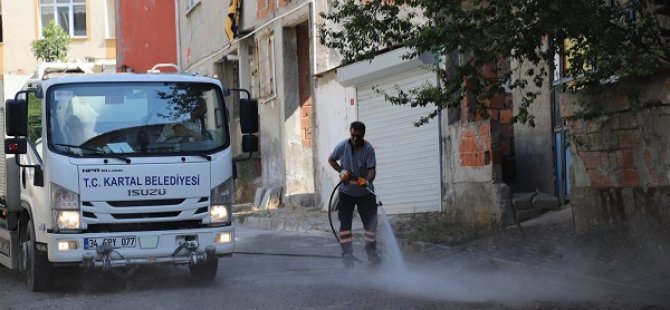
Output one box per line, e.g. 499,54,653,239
342,252,354,268
340,230,354,268
366,250,381,265
364,237,380,265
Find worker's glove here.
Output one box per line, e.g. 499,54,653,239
339,170,352,183
355,177,368,187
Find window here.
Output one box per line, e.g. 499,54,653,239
39,0,87,37
104,0,115,39
257,34,276,99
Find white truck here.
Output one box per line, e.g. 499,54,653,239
0,70,259,291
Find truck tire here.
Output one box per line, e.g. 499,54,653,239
189,255,218,281
21,219,53,292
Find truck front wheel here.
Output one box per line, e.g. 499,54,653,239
20,219,53,292
189,255,218,281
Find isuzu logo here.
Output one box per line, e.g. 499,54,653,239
127,188,167,196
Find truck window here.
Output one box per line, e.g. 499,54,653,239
47,82,230,156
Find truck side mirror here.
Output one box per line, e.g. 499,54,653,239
242,134,259,153
5,99,28,137
240,99,259,134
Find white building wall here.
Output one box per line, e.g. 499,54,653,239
313,71,357,209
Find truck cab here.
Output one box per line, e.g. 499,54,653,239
0,72,259,291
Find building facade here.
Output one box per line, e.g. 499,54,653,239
0,0,116,101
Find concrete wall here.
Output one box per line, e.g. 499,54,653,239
562,71,670,235
116,1,177,73
512,59,555,194
178,0,229,71
313,71,357,209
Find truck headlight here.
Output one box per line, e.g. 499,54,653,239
51,183,80,231
51,183,80,210
56,211,80,230
210,205,229,223
210,178,232,225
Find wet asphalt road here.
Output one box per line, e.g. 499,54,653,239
0,227,663,310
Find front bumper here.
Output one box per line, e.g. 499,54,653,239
46,226,234,267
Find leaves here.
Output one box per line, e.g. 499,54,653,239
319,0,670,125
31,20,71,62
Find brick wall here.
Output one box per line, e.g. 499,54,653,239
257,0,291,19
563,72,670,235
458,61,515,183
296,24,312,147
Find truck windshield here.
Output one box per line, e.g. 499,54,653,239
47,82,229,156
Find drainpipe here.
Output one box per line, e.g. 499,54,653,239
175,0,181,69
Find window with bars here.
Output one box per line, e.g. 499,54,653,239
39,0,87,37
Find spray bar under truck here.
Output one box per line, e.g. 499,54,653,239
0,72,259,291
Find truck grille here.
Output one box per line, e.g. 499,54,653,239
111,211,181,219
80,197,210,229
106,199,186,207
86,220,204,233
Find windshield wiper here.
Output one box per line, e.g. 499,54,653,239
196,154,212,161
55,143,132,164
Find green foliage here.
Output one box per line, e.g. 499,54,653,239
27,93,42,143
31,20,70,62
319,0,670,126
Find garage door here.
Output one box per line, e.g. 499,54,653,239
357,68,441,214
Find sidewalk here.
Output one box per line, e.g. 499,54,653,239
234,204,670,305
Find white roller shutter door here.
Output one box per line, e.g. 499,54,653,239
357,68,441,214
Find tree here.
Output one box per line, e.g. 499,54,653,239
319,0,670,126
31,20,71,62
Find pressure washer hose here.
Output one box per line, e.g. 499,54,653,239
327,181,343,243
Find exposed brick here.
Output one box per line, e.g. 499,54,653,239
580,152,601,169
476,135,492,150
619,169,641,187
462,129,475,138
301,105,312,118
479,123,490,136
617,130,637,149
481,63,497,79
460,137,475,153
500,109,513,124
618,113,637,129
487,108,500,120
590,133,604,151
588,170,612,187
488,95,505,109
599,152,610,169
621,150,635,168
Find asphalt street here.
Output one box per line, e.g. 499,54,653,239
0,226,664,310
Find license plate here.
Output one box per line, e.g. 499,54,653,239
84,236,136,250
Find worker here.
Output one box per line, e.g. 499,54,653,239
328,121,379,267
158,97,208,142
